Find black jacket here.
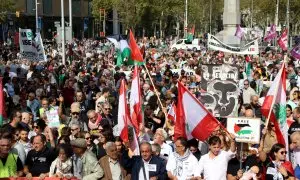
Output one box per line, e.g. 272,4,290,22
121,150,167,180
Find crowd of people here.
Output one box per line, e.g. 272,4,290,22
0,36,299,180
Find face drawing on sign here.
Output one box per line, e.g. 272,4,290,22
208,80,238,117
199,92,217,114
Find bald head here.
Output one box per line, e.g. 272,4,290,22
291,132,300,150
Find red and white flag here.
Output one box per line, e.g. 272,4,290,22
129,66,142,133
167,103,176,122
261,63,287,147
234,25,245,39
117,79,129,142
278,29,288,51
175,81,220,141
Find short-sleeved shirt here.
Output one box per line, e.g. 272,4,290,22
25,147,57,176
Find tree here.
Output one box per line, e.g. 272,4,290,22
0,0,15,23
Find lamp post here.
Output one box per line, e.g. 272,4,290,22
209,0,212,34
61,0,66,65
69,0,72,39
184,0,188,37
35,0,39,33
286,0,290,48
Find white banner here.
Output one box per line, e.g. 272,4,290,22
35,32,47,61
19,28,46,61
208,34,259,55
226,117,261,144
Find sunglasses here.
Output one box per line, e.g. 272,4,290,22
85,137,91,140
104,108,110,110
72,112,79,115
280,151,287,155
33,126,39,129
71,128,79,131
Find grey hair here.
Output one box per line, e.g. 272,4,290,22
105,141,116,150
140,141,152,151
156,128,168,140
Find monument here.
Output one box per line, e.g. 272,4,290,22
216,0,241,46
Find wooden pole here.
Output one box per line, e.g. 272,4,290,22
143,64,167,126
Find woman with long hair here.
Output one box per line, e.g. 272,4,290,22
259,143,295,180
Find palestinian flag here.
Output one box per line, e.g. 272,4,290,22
261,63,287,147
187,25,195,43
234,123,252,136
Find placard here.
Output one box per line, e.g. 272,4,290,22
226,117,261,144
199,64,239,117
46,108,60,128
171,69,195,76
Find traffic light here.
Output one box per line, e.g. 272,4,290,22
16,11,20,17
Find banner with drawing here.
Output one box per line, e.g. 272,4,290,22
227,117,261,143
199,64,239,117
207,33,259,55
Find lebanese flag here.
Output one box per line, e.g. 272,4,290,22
261,63,287,147
0,77,7,126
117,79,129,142
167,103,176,122
129,29,144,62
129,66,142,133
277,29,288,51
175,81,220,141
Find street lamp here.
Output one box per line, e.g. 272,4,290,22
35,0,40,33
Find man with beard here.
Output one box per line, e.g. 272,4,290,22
250,95,262,118
61,102,88,131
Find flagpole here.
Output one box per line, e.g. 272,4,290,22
264,63,284,127
143,64,167,122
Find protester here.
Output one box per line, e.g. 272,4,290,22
0,131,23,178
99,142,129,180
49,144,74,178
167,137,199,179
23,134,57,179
71,138,104,180
122,142,167,180
198,135,236,180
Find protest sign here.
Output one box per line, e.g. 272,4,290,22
19,28,37,60
207,34,259,55
200,64,239,117
19,28,46,61
171,69,195,76
227,117,261,144
46,108,60,128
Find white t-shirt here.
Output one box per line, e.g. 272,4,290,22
198,150,235,180
166,152,199,180
160,143,173,158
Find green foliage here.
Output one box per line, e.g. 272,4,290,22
0,0,14,23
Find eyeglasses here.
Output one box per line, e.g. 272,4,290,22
33,126,39,129
280,151,287,155
244,84,249,86
104,108,110,110
85,137,91,140
72,112,79,115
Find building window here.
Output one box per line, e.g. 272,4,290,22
26,0,35,14
43,0,52,15
72,0,81,16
